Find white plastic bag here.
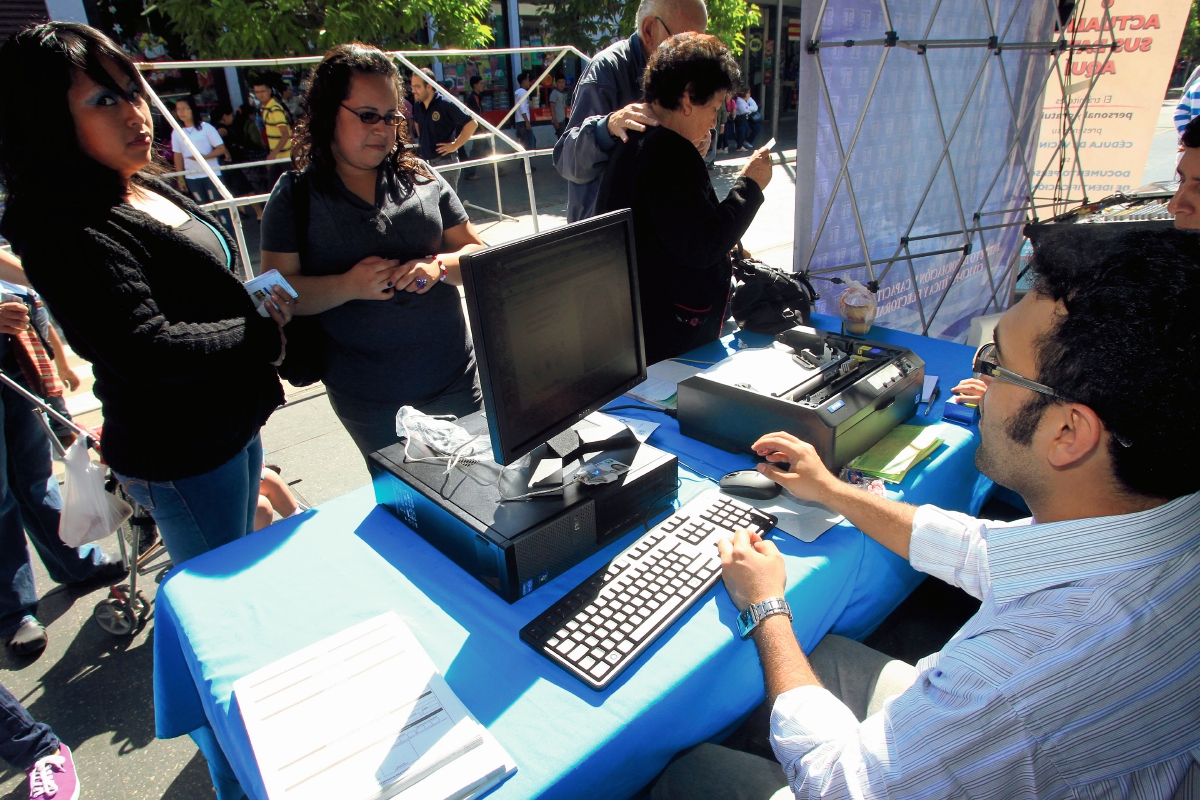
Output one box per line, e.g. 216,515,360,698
395,406,490,471
58,438,131,548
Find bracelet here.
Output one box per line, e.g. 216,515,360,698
437,258,447,282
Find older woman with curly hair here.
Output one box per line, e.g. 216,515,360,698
597,32,773,364
260,43,486,456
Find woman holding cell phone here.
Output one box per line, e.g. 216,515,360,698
596,33,773,364
0,22,294,567
259,43,487,458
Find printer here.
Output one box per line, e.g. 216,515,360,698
676,326,925,469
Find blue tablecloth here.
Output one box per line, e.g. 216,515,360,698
153,315,992,799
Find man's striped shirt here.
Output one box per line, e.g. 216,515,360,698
770,493,1200,799
1176,83,1200,137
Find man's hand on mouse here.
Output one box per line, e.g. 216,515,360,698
753,432,837,505
718,528,786,611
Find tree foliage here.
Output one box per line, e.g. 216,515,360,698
1181,0,1200,65
540,0,761,56
156,0,493,59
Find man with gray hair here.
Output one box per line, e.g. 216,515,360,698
553,0,708,222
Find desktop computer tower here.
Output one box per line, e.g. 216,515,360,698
369,411,679,603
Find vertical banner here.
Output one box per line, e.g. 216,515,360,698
1034,1,1190,205
796,0,1057,341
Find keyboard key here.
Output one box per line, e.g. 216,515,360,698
568,643,588,661
571,631,586,642
605,651,622,665
601,638,615,650
546,636,559,648
579,655,596,671
617,640,633,653
629,613,644,626
556,638,575,655
567,620,580,631
582,623,596,634
585,636,599,647
590,662,610,679
528,625,545,639
630,595,685,642
590,647,605,659
619,622,634,634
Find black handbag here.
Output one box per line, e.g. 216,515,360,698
729,246,819,335
273,170,326,387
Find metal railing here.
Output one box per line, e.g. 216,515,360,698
138,45,593,278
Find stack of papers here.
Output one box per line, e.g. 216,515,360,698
235,613,516,800
626,360,703,408
847,425,944,484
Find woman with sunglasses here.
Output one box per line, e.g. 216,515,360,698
260,43,486,457
0,24,292,570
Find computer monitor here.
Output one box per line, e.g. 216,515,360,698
459,210,645,466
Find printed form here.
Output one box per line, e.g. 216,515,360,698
235,613,515,800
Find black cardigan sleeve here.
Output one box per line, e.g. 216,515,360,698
26,226,282,388
638,142,765,268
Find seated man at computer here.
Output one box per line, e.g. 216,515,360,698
653,226,1200,799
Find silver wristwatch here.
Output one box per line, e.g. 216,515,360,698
736,597,792,639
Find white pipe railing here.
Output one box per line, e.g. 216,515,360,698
137,45,593,264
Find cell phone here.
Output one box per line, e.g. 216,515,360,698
760,137,777,151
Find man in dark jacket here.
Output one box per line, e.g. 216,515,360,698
553,0,709,222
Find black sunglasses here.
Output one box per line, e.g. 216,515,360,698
340,104,403,126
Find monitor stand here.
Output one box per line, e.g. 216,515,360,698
527,417,639,492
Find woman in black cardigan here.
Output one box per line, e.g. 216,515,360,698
0,23,294,566
597,33,773,365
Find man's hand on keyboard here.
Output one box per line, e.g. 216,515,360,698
752,432,837,504
718,528,786,611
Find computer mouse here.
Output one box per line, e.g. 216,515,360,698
719,469,782,500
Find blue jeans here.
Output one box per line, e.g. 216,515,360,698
184,176,235,237
0,682,57,771
0,369,105,637
114,435,262,567
516,122,537,151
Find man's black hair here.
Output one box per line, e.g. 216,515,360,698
469,75,482,87
1183,114,1200,149
1012,227,1200,500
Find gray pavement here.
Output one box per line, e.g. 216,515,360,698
0,113,1163,798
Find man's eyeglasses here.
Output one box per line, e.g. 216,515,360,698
655,16,673,37
340,104,403,126
973,342,1132,447
973,342,1058,398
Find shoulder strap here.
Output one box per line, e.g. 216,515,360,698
291,170,310,273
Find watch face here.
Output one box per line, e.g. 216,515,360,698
736,608,756,639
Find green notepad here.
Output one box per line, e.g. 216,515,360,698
848,425,944,484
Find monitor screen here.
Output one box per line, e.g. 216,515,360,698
459,210,645,465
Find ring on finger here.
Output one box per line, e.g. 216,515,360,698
415,277,428,290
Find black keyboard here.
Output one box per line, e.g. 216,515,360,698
519,490,777,690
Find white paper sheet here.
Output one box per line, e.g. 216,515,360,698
626,360,703,405
599,413,660,443
743,494,844,543
235,613,516,800
698,347,816,398
922,375,939,403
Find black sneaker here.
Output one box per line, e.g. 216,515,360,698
67,557,128,590
8,618,46,656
